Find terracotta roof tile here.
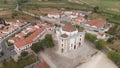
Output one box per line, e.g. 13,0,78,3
63,23,76,32
88,19,104,28
34,61,50,68
14,27,45,48
75,17,84,23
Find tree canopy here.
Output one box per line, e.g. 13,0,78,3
31,34,54,53
21,51,28,57
95,39,106,50
107,51,120,68
85,33,97,42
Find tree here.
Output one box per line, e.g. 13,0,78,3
40,34,54,48
93,6,99,13
95,39,106,50
107,25,117,35
17,0,28,5
85,33,97,42
31,34,54,53
107,51,120,68
84,15,88,19
11,12,18,19
21,51,28,57
31,42,44,53
107,37,114,44
75,25,84,31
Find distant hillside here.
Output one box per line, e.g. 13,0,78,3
68,0,120,13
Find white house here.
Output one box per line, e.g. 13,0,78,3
48,12,60,18
14,27,46,54
70,13,78,19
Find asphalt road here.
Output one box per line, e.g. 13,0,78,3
0,23,32,61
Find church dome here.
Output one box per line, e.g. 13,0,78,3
62,23,76,32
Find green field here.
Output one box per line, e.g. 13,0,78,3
70,0,120,12
20,1,92,11
0,0,16,9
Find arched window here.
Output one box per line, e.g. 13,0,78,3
79,42,81,46
61,48,64,53
74,45,76,49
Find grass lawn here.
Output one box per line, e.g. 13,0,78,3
107,15,120,24
3,55,37,68
89,13,111,20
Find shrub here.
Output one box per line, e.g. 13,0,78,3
21,51,28,57
107,51,120,68
95,39,106,50
85,33,97,42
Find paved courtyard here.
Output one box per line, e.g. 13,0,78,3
38,40,100,68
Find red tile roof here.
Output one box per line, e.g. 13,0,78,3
75,17,84,22
9,37,24,42
14,27,45,48
88,19,104,28
2,29,9,33
27,26,37,32
16,32,26,37
37,22,46,27
63,23,76,32
34,61,50,68
8,25,16,30
49,12,59,15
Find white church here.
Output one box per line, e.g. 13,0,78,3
55,23,85,54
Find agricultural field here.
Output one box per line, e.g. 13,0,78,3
0,10,36,22
20,1,92,11
0,0,17,9
69,0,120,13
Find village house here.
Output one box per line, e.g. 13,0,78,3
14,27,46,54
48,12,60,18
13,21,55,54
74,17,85,25
70,13,78,19
15,32,26,38
83,19,105,32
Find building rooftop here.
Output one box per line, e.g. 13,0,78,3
75,17,84,22
14,27,45,48
63,23,76,32
34,61,50,68
87,19,104,28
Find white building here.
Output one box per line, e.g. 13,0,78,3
14,27,46,54
48,12,60,18
70,13,78,19
56,23,85,54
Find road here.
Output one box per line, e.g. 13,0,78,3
0,23,32,61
